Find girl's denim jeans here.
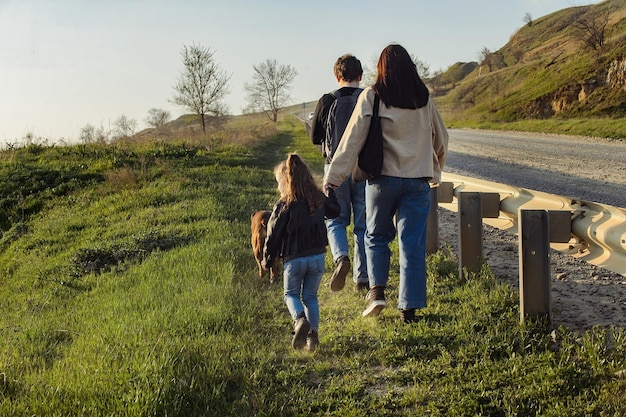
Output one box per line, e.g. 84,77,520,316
283,253,325,330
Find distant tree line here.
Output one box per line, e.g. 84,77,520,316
69,43,299,145
171,43,298,130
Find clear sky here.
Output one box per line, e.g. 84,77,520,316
0,0,599,145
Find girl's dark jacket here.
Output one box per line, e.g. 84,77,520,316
263,189,340,267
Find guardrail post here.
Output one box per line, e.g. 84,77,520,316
458,192,483,279
519,209,552,323
427,182,454,255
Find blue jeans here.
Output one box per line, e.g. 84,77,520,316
365,176,431,310
324,164,367,283
283,253,325,331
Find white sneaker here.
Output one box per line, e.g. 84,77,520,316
362,299,386,317
362,286,386,317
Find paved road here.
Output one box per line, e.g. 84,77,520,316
444,129,626,208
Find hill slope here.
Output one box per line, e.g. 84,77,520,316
434,0,626,134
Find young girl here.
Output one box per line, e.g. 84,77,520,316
263,153,340,351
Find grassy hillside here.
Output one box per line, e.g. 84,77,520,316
1,116,626,416
433,0,626,139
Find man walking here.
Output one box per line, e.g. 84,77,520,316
310,54,368,292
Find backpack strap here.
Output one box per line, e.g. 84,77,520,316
324,88,363,163
323,91,339,160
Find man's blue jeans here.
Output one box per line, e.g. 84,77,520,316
283,253,325,331
365,176,431,310
324,164,367,283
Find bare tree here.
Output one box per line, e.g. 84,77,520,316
362,53,430,86
572,8,610,51
244,59,298,122
429,68,444,94
411,54,431,79
523,12,533,27
478,47,494,72
171,44,230,132
145,108,171,129
361,64,376,88
79,124,108,144
112,115,137,139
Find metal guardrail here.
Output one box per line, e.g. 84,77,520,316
439,172,626,277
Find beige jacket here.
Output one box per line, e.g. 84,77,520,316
324,86,448,186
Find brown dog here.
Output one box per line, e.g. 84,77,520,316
251,210,279,283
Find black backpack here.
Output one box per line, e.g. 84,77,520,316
323,88,362,163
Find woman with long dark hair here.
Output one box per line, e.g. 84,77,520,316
324,44,448,323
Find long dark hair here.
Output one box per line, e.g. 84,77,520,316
374,44,429,109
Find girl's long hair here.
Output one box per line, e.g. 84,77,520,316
374,44,430,109
275,153,323,214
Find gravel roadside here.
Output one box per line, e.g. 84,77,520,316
439,129,626,332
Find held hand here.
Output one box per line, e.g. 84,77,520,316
323,182,338,195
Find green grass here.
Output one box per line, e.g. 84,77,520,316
1,116,626,416
444,115,626,140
